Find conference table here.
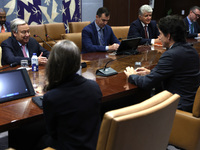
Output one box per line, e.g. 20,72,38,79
0,39,200,133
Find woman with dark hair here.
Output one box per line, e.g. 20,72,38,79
43,40,102,150
124,15,200,112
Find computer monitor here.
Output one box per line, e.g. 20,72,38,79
116,37,142,55
0,69,35,103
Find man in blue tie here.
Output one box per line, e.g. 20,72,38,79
0,8,10,32
82,7,120,53
183,6,200,38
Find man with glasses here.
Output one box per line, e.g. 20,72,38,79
1,18,49,65
184,6,200,38
127,4,160,45
82,7,120,53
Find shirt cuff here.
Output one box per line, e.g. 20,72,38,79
151,39,155,45
105,46,109,51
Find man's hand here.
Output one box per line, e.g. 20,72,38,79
124,66,137,78
135,67,150,76
108,43,119,51
38,52,48,65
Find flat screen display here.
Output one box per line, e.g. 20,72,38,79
0,69,35,103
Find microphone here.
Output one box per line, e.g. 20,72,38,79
0,62,18,71
33,34,52,48
10,62,18,67
46,34,57,43
96,55,130,77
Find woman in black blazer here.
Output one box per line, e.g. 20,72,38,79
42,40,102,150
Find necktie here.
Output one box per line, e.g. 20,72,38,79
144,25,148,39
98,28,105,46
1,25,5,33
22,45,28,58
190,23,194,34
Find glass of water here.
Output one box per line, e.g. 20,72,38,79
21,59,28,68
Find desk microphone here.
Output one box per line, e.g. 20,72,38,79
0,62,18,71
46,34,57,43
96,55,130,77
33,34,52,48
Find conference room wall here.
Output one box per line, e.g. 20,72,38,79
82,0,103,22
104,0,200,26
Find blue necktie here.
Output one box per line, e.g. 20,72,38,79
98,28,105,46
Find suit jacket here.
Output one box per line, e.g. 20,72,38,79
128,42,200,112
1,21,11,32
1,36,49,65
82,21,120,53
43,74,102,150
183,17,200,38
5,21,11,32
128,18,160,45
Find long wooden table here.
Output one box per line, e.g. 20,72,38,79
0,40,200,132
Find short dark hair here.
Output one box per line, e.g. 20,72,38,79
158,15,186,42
96,7,110,17
45,40,81,90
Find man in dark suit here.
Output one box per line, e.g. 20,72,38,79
0,8,10,32
128,4,160,45
124,15,200,112
82,7,120,53
183,6,200,38
1,18,49,65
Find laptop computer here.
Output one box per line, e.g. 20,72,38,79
0,69,35,103
116,37,142,55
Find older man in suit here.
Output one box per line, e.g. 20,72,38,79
82,7,120,53
1,18,49,65
128,4,160,45
0,8,10,32
183,6,200,38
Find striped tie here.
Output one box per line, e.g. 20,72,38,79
144,25,148,39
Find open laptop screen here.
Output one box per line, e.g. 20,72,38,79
0,69,35,103
116,37,142,55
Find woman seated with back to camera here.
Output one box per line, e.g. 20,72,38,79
41,40,102,150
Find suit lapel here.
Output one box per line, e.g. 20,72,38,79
11,36,24,57
91,22,100,45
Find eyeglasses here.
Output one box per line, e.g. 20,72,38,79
192,11,200,18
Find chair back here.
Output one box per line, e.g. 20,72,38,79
69,21,91,33
61,33,82,51
29,24,46,47
0,32,11,46
97,91,180,150
169,86,200,150
45,23,66,40
111,26,129,41
193,86,200,117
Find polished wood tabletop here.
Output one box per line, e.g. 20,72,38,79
0,39,200,132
